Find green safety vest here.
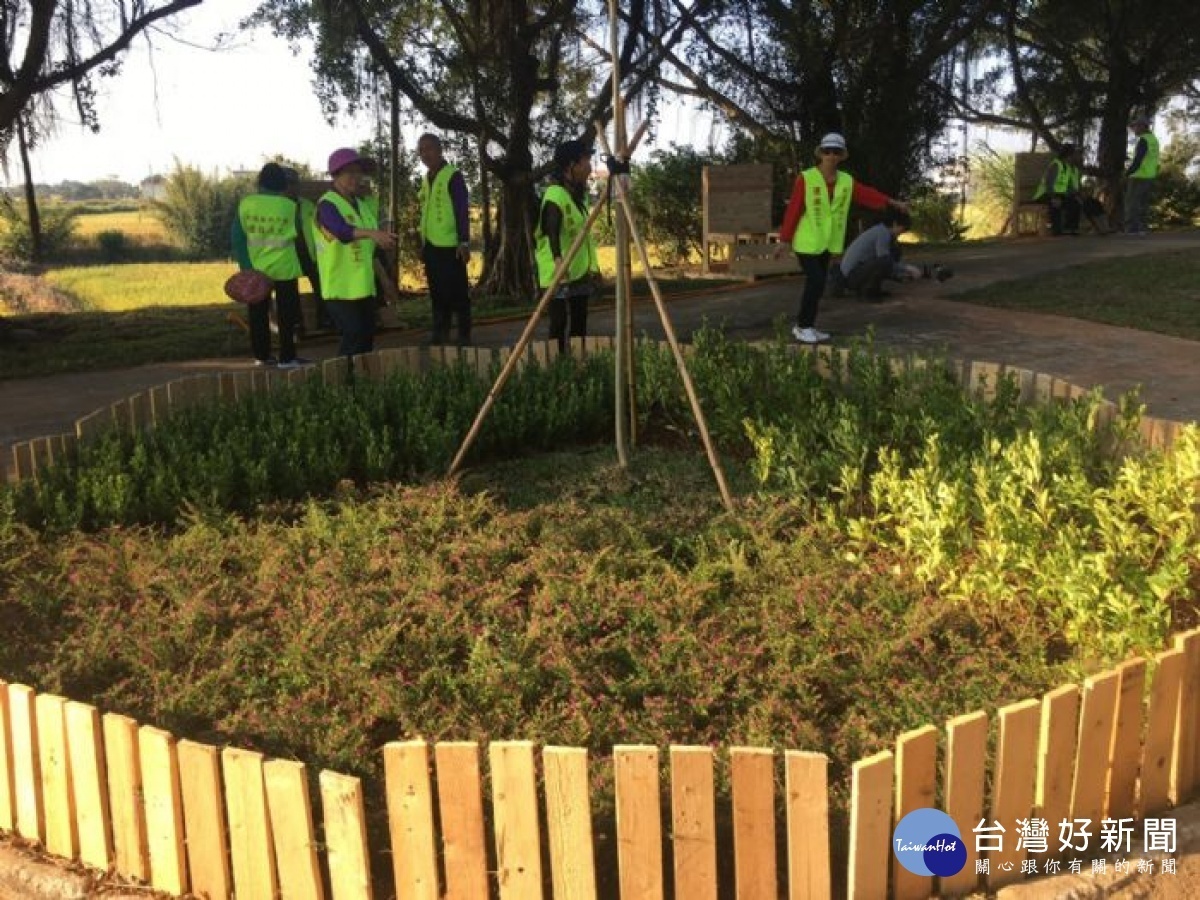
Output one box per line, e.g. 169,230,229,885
313,191,378,301
419,164,461,248
238,193,302,280
791,168,854,255
1130,133,1159,179
1033,161,1080,200
535,183,598,287
297,197,317,260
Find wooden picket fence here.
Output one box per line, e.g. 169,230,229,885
2,626,1200,898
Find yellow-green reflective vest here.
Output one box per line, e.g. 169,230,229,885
535,184,598,288
1033,161,1079,200
314,191,378,301
1130,133,1159,179
419,164,461,247
238,193,302,280
297,197,317,260
791,168,854,255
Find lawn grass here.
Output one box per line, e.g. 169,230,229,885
951,249,1200,340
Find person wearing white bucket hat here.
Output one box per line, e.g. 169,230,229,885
777,132,908,344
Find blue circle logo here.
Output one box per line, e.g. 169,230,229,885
892,808,966,877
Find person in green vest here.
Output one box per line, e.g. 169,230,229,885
1032,144,1082,236
313,148,397,360
535,139,601,353
417,133,472,346
230,162,310,368
281,167,333,331
776,132,908,344
1123,115,1159,236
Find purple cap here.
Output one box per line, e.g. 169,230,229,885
328,148,375,176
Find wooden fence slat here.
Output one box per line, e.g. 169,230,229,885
1173,631,1200,803
320,770,374,900
1036,684,1080,857
128,392,149,431
544,747,598,900
785,751,831,900
383,741,438,900
731,747,777,900
848,750,892,900
1107,658,1147,819
988,698,1041,890
941,711,987,897
64,701,112,870
614,744,664,900
1071,670,1120,824
669,746,717,900
179,740,233,900
35,693,76,859
9,684,43,845
222,747,278,900
1141,648,1185,815
103,713,148,880
139,726,187,895
264,759,324,900
893,725,938,900
489,741,544,900
434,741,490,900
11,442,35,482
75,409,107,443
0,682,14,832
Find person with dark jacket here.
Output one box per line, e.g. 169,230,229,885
535,139,602,352
231,162,309,368
417,133,473,346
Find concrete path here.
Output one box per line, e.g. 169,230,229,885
2,231,1198,461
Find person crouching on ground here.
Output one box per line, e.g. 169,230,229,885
231,162,309,368
535,139,602,353
776,132,908,344
833,208,918,300
313,148,397,363
1033,144,1082,236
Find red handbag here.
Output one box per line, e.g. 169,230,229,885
224,270,273,305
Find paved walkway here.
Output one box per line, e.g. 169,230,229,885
2,231,1198,463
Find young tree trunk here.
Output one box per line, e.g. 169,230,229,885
16,117,42,262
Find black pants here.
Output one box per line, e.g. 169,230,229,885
423,243,471,345
795,252,830,327
1048,195,1081,235
843,255,894,298
324,297,378,358
248,277,300,363
548,289,589,353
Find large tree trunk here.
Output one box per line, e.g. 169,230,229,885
480,171,536,300
17,117,42,263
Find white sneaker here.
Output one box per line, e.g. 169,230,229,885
791,325,829,344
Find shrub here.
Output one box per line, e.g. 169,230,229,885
629,145,717,265
95,230,130,262
150,162,247,260
0,195,78,263
907,189,968,243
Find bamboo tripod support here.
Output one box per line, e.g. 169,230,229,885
448,3,734,512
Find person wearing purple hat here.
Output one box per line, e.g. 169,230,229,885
313,147,397,361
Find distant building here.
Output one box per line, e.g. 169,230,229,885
139,174,167,201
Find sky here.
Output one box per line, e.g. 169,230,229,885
7,0,376,186
3,0,735,189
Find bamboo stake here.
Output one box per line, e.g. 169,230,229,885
609,1,631,466
447,196,609,477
